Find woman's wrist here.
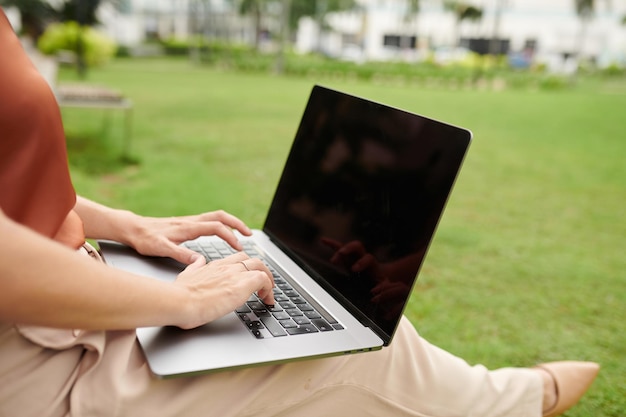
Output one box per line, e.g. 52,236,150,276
107,208,144,246
75,197,142,245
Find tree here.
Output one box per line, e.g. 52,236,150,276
57,0,102,78
0,0,55,41
404,0,420,19
573,0,595,63
275,0,290,73
2,0,113,78
393,0,419,52
188,0,217,63
290,0,356,30
290,0,356,53
488,0,508,55
443,1,483,47
239,0,266,51
57,0,101,25
236,0,356,53
571,0,616,77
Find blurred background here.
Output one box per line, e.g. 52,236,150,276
2,1,625,416
3,0,626,81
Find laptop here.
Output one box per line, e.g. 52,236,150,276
98,84,472,378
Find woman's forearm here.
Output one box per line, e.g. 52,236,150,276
0,210,190,330
74,196,140,244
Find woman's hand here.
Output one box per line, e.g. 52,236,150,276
174,252,275,329
120,210,253,264
75,196,253,264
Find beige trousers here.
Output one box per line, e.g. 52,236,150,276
67,317,542,417
2,244,543,417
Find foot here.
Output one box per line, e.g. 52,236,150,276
536,367,558,413
534,361,600,417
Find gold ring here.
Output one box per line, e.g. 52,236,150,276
240,260,251,271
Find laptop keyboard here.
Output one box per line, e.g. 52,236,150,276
183,240,344,339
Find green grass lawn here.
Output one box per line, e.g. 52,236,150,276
59,58,625,416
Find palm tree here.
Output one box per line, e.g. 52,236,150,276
187,0,213,63
274,0,291,73
239,0,266,51
573,0,595,64
406,0,419,18
290,0,357,53
234,0,357,72
443,1,483,47
393,0,419,52
489,0,508,55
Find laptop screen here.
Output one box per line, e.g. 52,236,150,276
264,85,471,343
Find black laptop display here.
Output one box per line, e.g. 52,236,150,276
265,85,471,343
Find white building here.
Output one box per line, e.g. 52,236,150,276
297,0,626,69
97,0,252,48
96,0,626,67
6,0,625,69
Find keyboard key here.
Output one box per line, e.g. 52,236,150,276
312,318,333,332
286,325,319,335
245,248,259,257
304,310,321,319
279,319,298,328
294,317,310,325
199,246,220,259
247,321,264,330
272,311,291,321
260,317,287,337
247,301,266,310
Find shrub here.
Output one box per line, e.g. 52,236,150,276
601,63,626,77
539,74,569,90
38,21,117,67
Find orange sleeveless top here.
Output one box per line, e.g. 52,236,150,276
0,11,84,247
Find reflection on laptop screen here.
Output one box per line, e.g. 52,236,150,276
264,85,471,342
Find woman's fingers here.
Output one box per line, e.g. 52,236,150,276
221,254,276,305
175,252,275,328
235,256,276,306
196,210,252,236
127,209,253,262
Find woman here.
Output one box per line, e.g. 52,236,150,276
0,10,598,417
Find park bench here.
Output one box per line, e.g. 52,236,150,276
28,45,134,159
54,83,134,159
